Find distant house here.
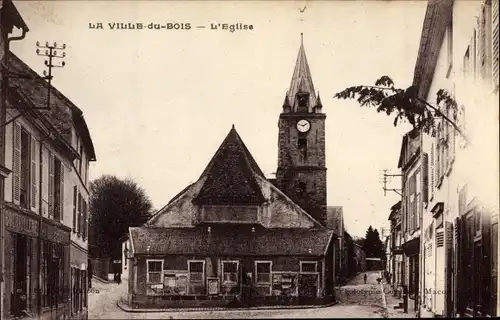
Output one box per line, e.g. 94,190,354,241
326,206,345,283
121,234,131,281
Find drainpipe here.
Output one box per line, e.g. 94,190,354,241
1,17,28,320
37,137,43,316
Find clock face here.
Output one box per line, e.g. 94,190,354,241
296,119,311,133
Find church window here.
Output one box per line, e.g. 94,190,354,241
296,181,307,196
298,137,307,161
255,261,272,284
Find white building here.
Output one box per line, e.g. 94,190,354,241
2,47,96,319
411,0,499,317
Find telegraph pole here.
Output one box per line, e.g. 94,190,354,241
380,169,403,196
36,41,66,109
33,40,66,316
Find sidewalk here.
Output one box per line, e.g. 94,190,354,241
381,281,417,318
117,300,337,313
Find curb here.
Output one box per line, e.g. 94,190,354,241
116,300,337,313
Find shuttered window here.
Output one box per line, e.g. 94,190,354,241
77,193,82,235
72,186,77,232
20,128,31,209
13,123,21,205
53,158,63,222
430,144,435,198
422,153,429,203
30,136,37,211
48,152,55,219
82,200,88,240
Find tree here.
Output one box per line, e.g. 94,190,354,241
334,76,464,140
89,175,153,259
344,231,357,278
363,226,385,259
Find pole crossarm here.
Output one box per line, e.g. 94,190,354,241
1,40,67,128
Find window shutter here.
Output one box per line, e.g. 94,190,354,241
12,123,21,205
77,192,82,235
73,186,77,232
59,163,65,221
422,153,429,203
31,136,37,211
83,200,88,240
48,152,55,219
493,0,499,88
430,144,435,197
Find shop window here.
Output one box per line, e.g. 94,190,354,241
188,261,205,282
146,260,163,283
163,273,188,295
222,261,238,285
187,261,205,295
255,261,272,284
12,234,29,317
300,261,317,273
146,260,163,295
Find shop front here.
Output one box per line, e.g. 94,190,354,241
3,203,70,320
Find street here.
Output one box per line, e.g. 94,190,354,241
88,271,387,319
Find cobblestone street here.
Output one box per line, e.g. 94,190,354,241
88,271,386,319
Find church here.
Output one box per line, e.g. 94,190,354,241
126,37,339,308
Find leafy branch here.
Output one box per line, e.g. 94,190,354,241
334,76,465,140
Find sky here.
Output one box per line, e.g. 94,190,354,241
10,0,426,238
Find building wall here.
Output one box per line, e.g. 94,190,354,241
418,0,499,317
3,105,92,319
150,174,317,229
276,114,327,225
130,254,326,308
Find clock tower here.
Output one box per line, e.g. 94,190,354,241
276,35,327,227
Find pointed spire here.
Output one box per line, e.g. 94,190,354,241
315,91,323,107
283,93,291,107
287,34,317,111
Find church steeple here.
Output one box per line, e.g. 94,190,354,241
276,36,327,226
287,33,318,113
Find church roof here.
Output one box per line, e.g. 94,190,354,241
129,226,334,257
193,125,266,205
287,35,317,111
